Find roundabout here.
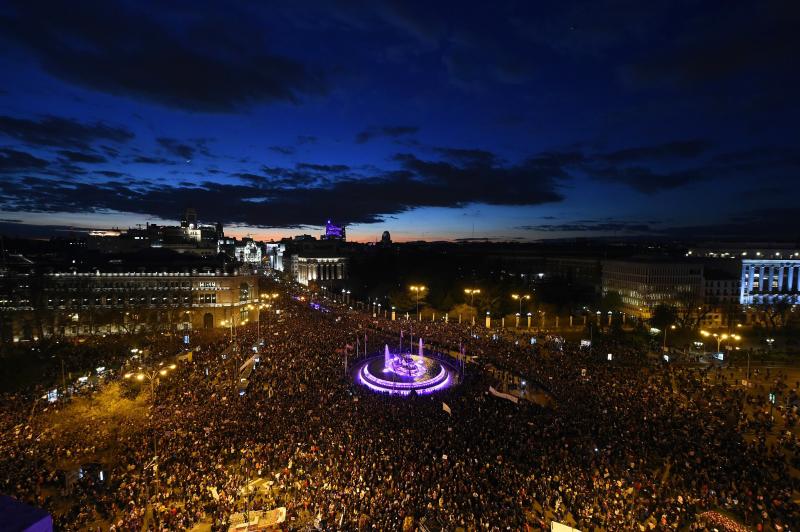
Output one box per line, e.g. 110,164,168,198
354,343,459,396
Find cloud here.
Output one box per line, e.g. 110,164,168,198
599,140,711,163
268,145,295,155
295,163,350,173
0,148,50,172
517,221,652,233
0,148,567,227
56,150,107,164
0,0,325,112
0,114,133,149
132,155,176,165
580,141,799,193
95,170,126,178
356,125,418,143
156,138,211,160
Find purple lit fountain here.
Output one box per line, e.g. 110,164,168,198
355,340,458,396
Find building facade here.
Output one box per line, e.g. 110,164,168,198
290,255,348,286
739,259,800,305
602,260,704,318
0,269,260,342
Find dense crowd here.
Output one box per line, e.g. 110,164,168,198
1,291,799,531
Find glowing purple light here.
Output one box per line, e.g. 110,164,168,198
354,346,457,396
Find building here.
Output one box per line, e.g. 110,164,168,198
739,259,800,305
322,220,346,241
88,209,223,255
700,268,742,329
265,243,285,271
0,255,260,342
233,238,262,264
290,254,348,286
602,259,704,318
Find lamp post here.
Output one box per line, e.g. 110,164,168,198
124,363,176,401
663,324,676,350
701,330,741,353
409,285,426,321
464,288,480,306
511,294,531,317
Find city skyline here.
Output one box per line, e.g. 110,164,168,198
1,0,799,242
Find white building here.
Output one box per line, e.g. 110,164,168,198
234,239,262,264
739,259,800,305
266,243,285,272
290,255,347,286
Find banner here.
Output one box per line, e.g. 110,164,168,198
442,402,452,415
488,386,518,404
239,355,256,374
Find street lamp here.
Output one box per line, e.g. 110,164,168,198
701,330,740,352
464,288,480,306
125,363,176,400
511,294,531,316
409,285,426,321
663,324,676,350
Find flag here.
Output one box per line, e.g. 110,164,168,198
488,386,518,404
442,402,452,415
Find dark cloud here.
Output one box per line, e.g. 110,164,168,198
589,166,702,193
517,221,652,233
56,150,107,164
295,163,350,173
0,114,133,149
662,207,800,240
156,138,211,160
132,155,176,165
95,170,126,178
356,125,418,143
0,0,325,112
0,148,50,172
600,140,711,163
296,136,317,145
268,145,295,155
0,148,566,227
581,141,799,193
434,147,496,166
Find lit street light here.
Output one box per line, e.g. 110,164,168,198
124,363,176,400
511,293,531,317
464,288,480,306
700,330,741,353
663,324,676,350
409,285,426,321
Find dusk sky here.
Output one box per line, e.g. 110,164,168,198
0,0,798,242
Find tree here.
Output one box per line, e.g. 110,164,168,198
650,304,678,330
449,303,477,323
761,300,791,332
674,289,708,330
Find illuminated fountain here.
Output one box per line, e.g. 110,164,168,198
355,340,459,396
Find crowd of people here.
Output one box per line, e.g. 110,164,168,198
0,288,799,531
